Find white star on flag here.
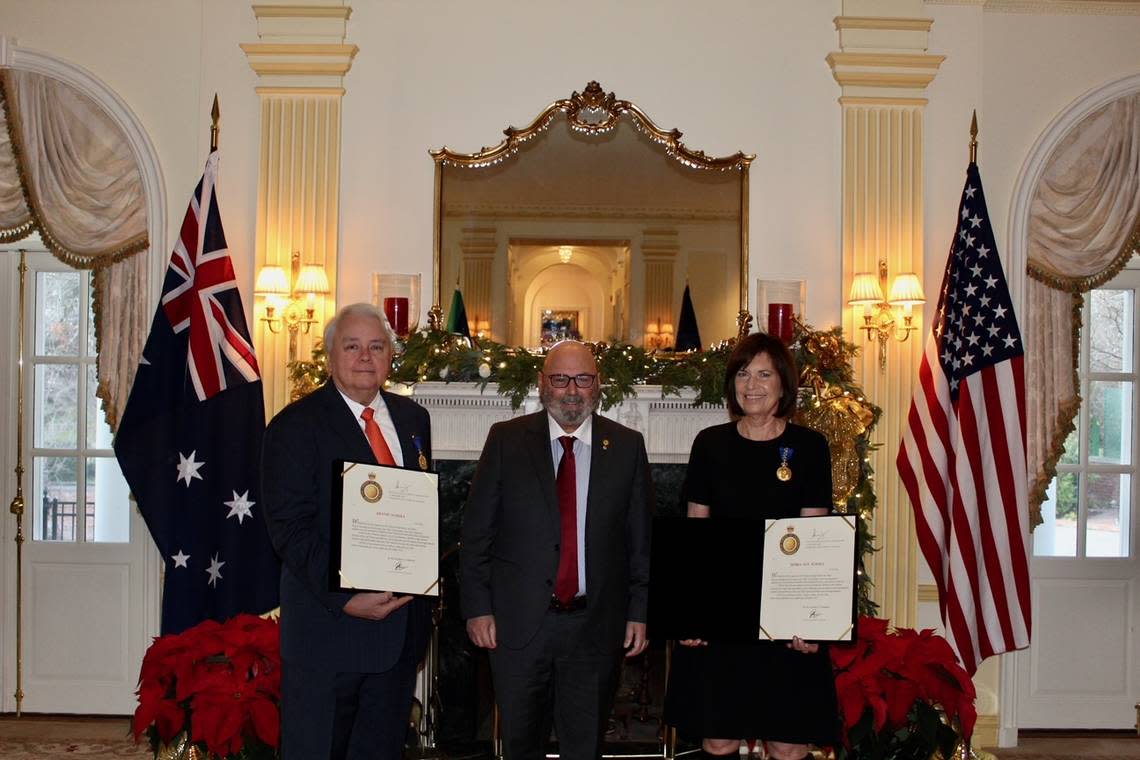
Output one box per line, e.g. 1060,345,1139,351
171,550,190,568
224,490,255,525
176,451,205,487
206,554,225,587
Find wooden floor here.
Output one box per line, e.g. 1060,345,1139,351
1,716,1138,759
985,731,1140,759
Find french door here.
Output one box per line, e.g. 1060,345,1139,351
1016,265,1140,728
1,248,159,714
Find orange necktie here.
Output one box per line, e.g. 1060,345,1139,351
361,406,397,466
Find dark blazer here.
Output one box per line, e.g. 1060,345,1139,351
262,381,433,672
460,411,652,651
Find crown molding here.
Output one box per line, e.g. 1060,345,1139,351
926,0,1140,13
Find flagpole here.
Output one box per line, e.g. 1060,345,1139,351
9,249,27,716
962,107,998,760
210,94,220,152
970,110,978,164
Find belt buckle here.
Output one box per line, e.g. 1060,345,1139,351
550,595,586,613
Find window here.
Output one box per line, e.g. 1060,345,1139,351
29,260,131,543
1035,269,1138,558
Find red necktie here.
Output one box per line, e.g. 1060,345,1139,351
555,435,579,605
361,407,396,466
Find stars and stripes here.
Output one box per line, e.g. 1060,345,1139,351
113,151,279,634
896,161,1032,675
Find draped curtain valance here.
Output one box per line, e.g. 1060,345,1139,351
1026,92,1140,526
0,68,151,431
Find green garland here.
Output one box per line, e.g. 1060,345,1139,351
288,324,882,615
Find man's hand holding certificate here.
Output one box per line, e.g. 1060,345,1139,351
331,461,440,597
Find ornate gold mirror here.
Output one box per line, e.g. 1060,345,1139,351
430,81,754,349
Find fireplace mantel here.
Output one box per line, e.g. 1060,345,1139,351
407,381,729,462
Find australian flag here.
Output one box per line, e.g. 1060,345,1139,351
114,151,279,634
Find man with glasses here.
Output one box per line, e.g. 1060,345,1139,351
460,339,653,760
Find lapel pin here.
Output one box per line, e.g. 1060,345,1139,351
602,438,610,450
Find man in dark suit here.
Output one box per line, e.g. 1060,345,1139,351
460,340,652,760
262,302,433,760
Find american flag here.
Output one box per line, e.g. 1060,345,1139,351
896,162,1031,675
114,151,279,634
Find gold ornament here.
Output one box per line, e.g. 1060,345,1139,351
795,383,875,509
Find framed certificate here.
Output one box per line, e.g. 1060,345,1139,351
648,514,858,642
329,460,440,597
758,514,858,641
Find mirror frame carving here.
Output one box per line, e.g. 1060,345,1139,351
428,81,756,338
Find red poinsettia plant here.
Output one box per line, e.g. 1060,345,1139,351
830,616,977,760
134,614,281,759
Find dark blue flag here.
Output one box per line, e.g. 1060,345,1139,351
675,283,702,352
114,152,279,634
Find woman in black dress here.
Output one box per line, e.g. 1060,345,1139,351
664,332,839,760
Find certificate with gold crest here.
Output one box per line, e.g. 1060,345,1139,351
758,514,858,642
329,460,440,597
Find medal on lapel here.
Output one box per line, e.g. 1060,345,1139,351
413,434,429,471
776,446,794,482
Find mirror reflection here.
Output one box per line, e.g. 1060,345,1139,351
432,82,752,349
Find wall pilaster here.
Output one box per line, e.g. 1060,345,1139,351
828,6,944,630
242,2,357,414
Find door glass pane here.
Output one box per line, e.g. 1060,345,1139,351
1087,381,1133,464
35,364,78,448
1033,473,1078,557
1089,289,1133,372
1058,425,1079,465
87,456,130,543
87,364,114,449
86,290,97,356
35,271,81,356
33,455,79,542
1086,472,1129,558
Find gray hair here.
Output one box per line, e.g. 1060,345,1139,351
323,302,398,351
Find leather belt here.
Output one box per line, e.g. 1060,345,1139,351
549,595,588,613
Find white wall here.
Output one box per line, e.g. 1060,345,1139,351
2,1,1137,331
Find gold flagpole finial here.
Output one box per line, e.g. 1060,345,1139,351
210,94,220,152
969,109,978,164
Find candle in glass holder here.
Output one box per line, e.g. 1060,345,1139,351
767,303,795,344
383,296,410,338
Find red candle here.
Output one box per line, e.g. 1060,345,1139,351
383,296,410,338
768,303,795,344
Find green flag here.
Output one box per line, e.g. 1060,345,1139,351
445,288,471,337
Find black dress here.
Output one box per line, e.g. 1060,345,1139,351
663,421,841,745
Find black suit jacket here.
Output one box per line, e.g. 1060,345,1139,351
459,411,653,651
262,381,433,672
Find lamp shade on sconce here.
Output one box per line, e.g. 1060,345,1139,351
847,273,884,305
888,273,925,307
254,266,289,296
295,264,331,295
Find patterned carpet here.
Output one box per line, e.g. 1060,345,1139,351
1,717,1138,759
0,716,149,758
985,734,1140,760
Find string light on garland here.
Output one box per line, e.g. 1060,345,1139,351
287,321,883,615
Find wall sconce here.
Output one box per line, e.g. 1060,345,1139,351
474,319,491,339
255,250,330,362
847,259,925,372
644,320,674,351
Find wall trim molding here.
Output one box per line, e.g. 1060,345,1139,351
927,0,1140,15
834,16,934,31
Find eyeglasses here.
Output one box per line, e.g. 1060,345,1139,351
544,373,597,389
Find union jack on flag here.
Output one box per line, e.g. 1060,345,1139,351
114,151,279,634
